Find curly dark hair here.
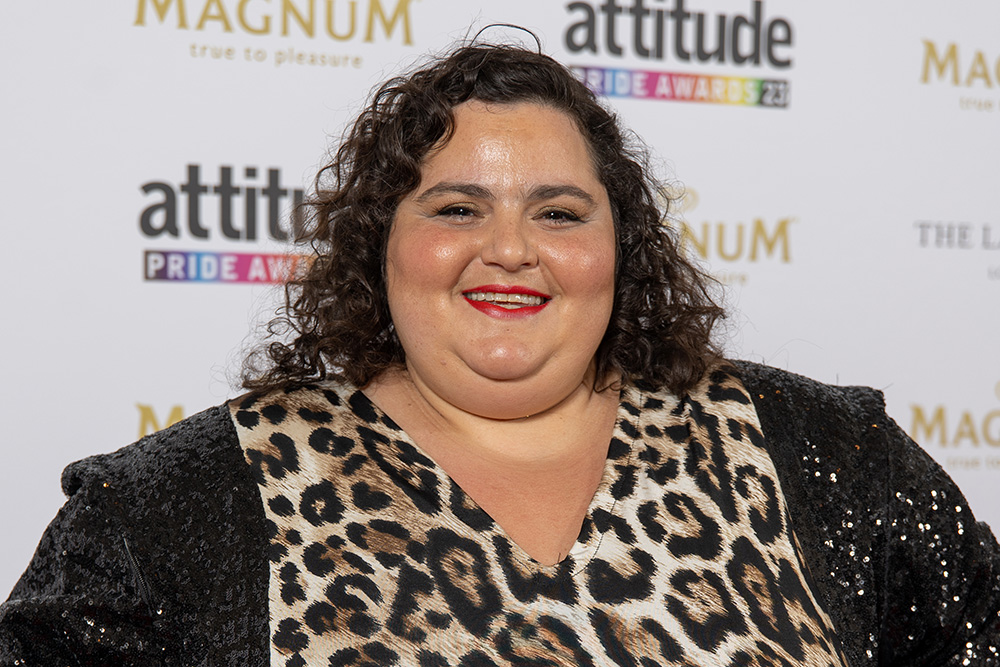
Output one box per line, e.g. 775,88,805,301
243,41,724,395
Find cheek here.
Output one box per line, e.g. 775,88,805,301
548,236,617,298
386,228,468,300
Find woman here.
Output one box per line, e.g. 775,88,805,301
2,42,999,666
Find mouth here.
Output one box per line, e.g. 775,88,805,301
462,285,551,313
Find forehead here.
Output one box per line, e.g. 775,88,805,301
417,100,601,186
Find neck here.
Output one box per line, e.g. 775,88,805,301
365,365,618,470
364,366,622,566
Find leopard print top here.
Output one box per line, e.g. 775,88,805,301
231,367,849,666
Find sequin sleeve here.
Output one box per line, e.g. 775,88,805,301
737,361,1000,666
875,406,1000,666
0,405,270,666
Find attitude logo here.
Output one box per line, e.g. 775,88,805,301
565,0,794,107
920,40,1000,113
134,0,415,68
139,163,309,283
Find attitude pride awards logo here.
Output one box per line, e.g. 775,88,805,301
134,0,416,69
565,0,794,107
138,163,309,283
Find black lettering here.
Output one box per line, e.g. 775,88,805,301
179,164,210,239
766,18,792,67
139,182,178,237
730,0,763,66
214,165,242,239
628,0,652,58
694,13,726,62
670,0,692,61
564,0,794,68
263,167,290,241
652,8,665,59
141,163,302,241
600,0,625,56
565,2,598,53
244,166,258,240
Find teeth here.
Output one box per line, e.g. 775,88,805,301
465,291,545,307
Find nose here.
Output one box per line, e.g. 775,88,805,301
480,210,538,271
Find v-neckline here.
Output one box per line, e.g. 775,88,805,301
351,385,643,574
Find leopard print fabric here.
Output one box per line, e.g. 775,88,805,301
231,367,849,666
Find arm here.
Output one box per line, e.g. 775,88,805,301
875,410,1000,666
737,361,1000,666
0,459,175,665
0,405,271,666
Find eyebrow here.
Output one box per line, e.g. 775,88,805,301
412,182,597,207
413,182,491,203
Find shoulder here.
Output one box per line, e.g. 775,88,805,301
732,359,886,427
53,401,269,597
228,384,384,464
3,403,271,664
60,403,242,497
729,361,1000,666
730,360,898,467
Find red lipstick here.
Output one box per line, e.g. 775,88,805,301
462,284,551,319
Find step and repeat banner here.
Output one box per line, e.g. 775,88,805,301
1,1,997,595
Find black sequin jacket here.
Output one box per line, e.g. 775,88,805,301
2,362,998,666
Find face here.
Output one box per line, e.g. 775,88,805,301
385,101,617,420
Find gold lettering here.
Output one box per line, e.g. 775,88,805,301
680,222,709,259
238,0,271,34
197,0,234,31
750,217,791,262
136,404,185,438
911,404,947,446
366,0,411,44
135,0,188,27
325,0,356,40
921,40,959,85
965,50,993,87
716,223,744,261
984,410,1000,447
282,0,315,36
954,411,980,446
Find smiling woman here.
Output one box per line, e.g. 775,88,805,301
382,101,617,416
3,37,1000,667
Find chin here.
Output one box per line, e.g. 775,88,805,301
447,370,583,421
462,396,545,421
462,352,541,383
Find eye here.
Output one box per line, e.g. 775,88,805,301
435,204,478,218
538,208,582,224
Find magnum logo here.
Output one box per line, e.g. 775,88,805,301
664,188,793,278
921,40,1000,88
910,383,1000,449
134,0,414,44
911,405,1000,448
681,218,792,263
137,403,185,438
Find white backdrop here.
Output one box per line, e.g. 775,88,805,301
2,0,998,598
